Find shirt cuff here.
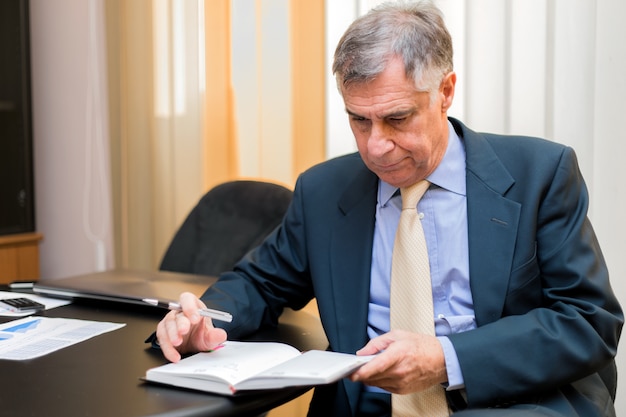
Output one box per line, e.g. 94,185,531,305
437,336,465,390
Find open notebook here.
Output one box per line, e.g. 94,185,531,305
32,269,218,305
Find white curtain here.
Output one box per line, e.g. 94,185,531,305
149,0,205,266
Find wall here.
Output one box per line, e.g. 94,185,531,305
592,2,626,411
30,0,115,279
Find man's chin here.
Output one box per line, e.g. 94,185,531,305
375,173,414,188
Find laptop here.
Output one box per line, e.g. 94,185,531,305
32,269,218,306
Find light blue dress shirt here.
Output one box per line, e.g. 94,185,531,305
367,121,475,390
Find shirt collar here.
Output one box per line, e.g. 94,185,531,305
379,120,466,206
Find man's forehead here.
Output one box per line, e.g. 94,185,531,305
343,84,430,117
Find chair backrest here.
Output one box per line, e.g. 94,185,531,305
159,180,293,277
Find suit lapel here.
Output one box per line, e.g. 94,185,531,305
457,120,522,326
327,166,378,353
326,166,378,417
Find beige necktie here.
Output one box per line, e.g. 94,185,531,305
390,180,449,417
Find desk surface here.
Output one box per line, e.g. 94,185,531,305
0,299,328,417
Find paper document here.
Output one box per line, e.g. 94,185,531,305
0,291,71,317
0,316,125,360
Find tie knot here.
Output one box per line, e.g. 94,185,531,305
400,180,430,209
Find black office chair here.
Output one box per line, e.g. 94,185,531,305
159,180,293,277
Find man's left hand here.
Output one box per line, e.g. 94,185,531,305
350,330,448,394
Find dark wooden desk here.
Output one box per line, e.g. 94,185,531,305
0,299,327,417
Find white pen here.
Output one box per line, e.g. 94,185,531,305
142,298,233,323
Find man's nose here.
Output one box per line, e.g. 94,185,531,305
368,122,394,156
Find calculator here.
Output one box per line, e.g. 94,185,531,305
0,297,45,312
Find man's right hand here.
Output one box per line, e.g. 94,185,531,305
155,292,228,362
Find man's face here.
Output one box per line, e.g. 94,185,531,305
342,57,455,188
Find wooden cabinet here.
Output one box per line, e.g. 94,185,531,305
0,232,42,283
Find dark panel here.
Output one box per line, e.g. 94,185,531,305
0,0,35,235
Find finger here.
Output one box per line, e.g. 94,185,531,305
177,292,204,323
156,317,182,363
199,325,228,351
356,334,394,356
171,311,192,341
178,291,208,309
352,362,413,394
351,351,395,381
368,379,404,394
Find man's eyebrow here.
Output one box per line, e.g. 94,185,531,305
381,108,416,118
346,108,364,118
345,107,416,119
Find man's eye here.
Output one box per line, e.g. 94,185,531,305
351,117,370,125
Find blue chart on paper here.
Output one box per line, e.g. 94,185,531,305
2,318,42,335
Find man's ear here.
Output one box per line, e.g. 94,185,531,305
440,71,456,112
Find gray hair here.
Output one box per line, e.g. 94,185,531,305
332,1,453,96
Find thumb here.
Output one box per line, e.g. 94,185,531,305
356,334,393,356
197,325,228,352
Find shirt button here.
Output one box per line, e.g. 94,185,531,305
437,314,445,319
418,212,425,220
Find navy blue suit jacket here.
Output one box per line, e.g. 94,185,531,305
203,118,623,416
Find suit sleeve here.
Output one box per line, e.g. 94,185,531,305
449,146,623,407
198,175,315,339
